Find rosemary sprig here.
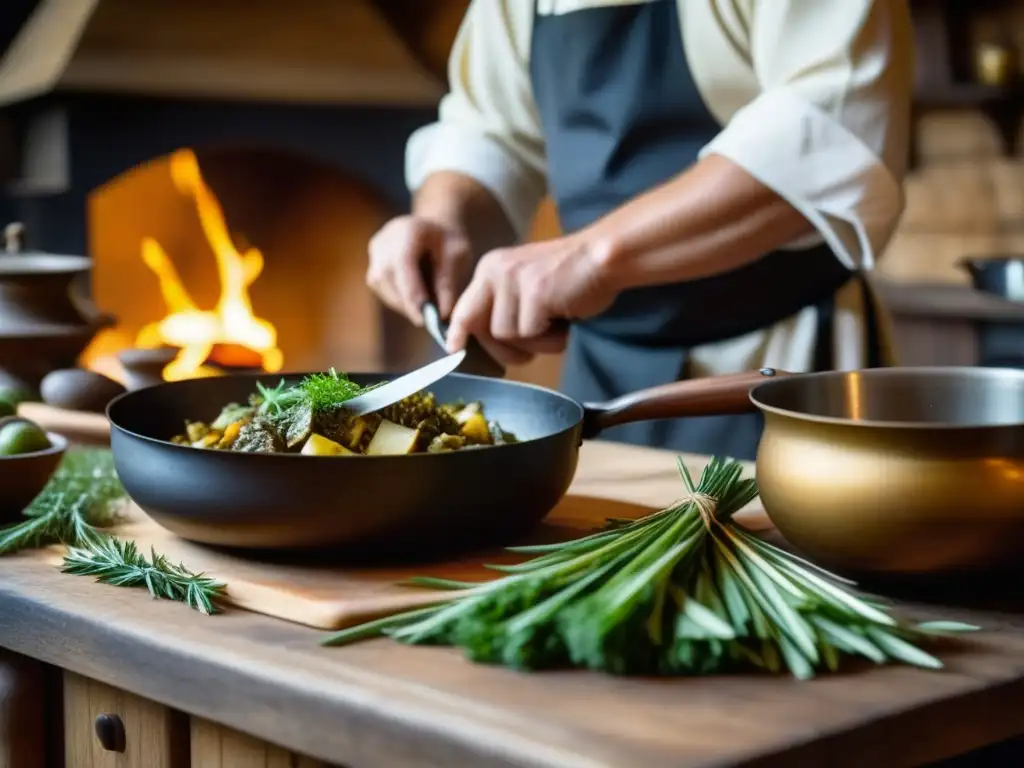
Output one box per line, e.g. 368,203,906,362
322,456,979,679
62,538,226,615
0,448,227,615
0,448,123,554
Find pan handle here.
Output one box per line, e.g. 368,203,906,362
580,367,791,439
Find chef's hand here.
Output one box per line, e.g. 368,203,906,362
445,236,617,366
366,215,472,326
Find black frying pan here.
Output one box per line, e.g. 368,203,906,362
106,368,775,554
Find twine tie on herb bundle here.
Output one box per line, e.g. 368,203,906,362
685,491,718,531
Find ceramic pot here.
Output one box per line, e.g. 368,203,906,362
0,223,116,392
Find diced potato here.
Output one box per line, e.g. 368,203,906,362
185,421,210,443
217,420,243,449
460,412,492,444
365,419,419,455
453,402,482,425
193,431,222,449
301,433,355,456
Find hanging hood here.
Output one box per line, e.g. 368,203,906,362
0,0,466,108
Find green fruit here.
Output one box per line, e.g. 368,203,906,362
0,420,51,456
0,400,13,419
0,387,37,408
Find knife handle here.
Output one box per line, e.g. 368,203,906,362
421,301,451,351
418,263,571,351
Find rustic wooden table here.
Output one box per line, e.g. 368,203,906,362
2,420,1024,767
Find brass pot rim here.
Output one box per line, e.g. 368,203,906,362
749,366,1024,431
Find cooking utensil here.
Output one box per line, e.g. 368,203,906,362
417,258,506,379
107,368,772,554
0,221,115,392
107,365,1024,575
750,365,1024,575
422,302,505,379
957,255,1024,302
342,349,467,417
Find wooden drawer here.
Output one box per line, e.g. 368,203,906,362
63,671,189,768
190,718,329,767
63,671,335,767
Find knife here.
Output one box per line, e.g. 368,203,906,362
341,348,468,418
422,301,506,379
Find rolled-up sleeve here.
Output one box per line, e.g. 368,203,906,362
699,0,913,269
404,0,547,242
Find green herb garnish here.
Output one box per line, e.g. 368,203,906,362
255,379,305,417
0,448,123,554
301,368,378,411
0,448,226,614
256,368,380,418
322,456,978,678
62,537,225,615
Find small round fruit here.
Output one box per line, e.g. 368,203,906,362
0,387,37,408
0,420,51,456
0,400,13,419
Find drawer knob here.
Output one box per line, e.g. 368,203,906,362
94,713,126,752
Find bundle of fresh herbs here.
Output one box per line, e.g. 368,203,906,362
0,448,226,614
323,457,977,679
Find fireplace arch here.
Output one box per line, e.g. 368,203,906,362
83,144,398,381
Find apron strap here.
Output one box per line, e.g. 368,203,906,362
858,274,885,369
813,273,886,372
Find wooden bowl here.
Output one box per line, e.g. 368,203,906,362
0,421,67,523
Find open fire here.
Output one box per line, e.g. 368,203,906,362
82,150,283,383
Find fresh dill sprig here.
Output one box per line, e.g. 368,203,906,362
256,368,381,418
62,537,227,615
300,368,377,412
0,448,227,615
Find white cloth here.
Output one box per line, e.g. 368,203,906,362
407,0,914,373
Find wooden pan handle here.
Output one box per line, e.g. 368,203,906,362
581,368,791,438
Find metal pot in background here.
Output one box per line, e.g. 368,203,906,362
958,256,1024,301
957,256,1024,369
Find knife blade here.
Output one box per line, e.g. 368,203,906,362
342,348,468,417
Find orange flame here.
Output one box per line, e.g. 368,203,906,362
133,149,283,381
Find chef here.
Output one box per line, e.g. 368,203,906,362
367,0,913,460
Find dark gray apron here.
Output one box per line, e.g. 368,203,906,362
529,0,882,461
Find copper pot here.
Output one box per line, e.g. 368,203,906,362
700,366,1024,575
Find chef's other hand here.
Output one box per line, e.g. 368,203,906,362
445,237,616,366
367,215,472,326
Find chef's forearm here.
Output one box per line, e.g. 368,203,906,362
412,171,519,259
584,154,816,290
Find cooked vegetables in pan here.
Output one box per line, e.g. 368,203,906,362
171,369,516,456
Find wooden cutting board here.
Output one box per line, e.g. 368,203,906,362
31,440,769,631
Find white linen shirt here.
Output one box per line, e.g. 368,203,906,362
405,0,915,374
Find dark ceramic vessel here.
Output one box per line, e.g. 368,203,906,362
0,418,67,523
0,223,115,392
